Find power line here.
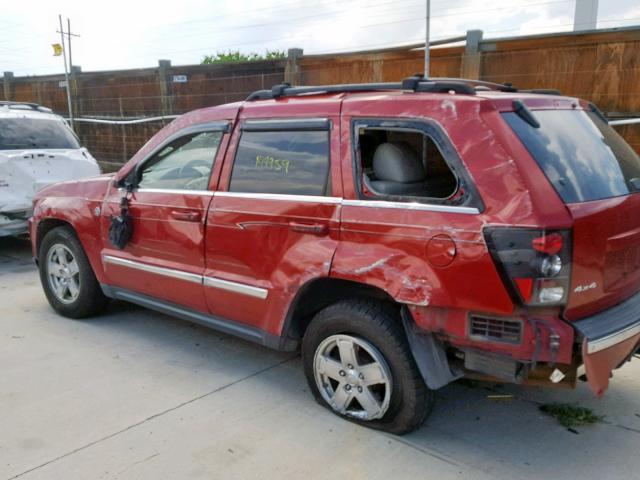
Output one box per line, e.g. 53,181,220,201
132,0,575,53
3,5,637,75
125,0,576,61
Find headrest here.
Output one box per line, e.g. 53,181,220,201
372,142,425,183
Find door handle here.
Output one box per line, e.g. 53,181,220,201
289,221,329,235
170,210,202,222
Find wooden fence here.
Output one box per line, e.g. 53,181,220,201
1,26,638,170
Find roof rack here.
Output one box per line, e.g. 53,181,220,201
0,101,53,113
245,75,542,101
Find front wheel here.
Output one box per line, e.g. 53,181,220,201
38,226,108,318
302,300,434,435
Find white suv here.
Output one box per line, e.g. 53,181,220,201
0,102,100,236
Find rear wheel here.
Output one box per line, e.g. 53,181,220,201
38,226,108,318
302,299,434,434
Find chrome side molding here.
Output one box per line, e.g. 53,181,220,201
203,276,268,299
215,191,342,205
214,192,478,214
341,199,480,215
102,255,268,300
103,255,202,284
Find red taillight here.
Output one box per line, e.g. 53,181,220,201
485,228,572,306
532,233,564,255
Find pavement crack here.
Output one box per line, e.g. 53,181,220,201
603,421,640,435
383,434,462,468
6,355,298,480
115,452,160,475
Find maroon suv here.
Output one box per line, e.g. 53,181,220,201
30,78,640,434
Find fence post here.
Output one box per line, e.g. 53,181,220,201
285,48,303,86
3,71,13,101
158,59,172,118
461,30,483,80
70,65,82,130
119,97,127,163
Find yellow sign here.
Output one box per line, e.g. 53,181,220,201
52,43,63,56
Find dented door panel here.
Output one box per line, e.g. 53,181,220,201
203,107,343,335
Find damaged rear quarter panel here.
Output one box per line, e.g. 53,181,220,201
333,95,543,315
332,94,574,362
330,211,508,312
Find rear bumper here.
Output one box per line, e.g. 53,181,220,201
574,290,640,396
574,289,640,354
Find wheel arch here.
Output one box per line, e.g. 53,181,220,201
35,218,75,259
279,277,397,348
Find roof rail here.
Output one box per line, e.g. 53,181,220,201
246,75,563,101
0,101,53,113
518,88,562,96
432,77,518,92
246,75,483,101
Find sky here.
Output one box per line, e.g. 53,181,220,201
0,0,638,76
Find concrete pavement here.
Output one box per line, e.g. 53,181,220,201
1,236,639,480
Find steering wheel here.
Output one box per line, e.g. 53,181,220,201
177,159,210,179
176,159,211,190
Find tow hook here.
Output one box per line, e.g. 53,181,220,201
549,332,560,366
531,319,560,367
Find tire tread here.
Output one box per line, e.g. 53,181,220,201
302,298,434,435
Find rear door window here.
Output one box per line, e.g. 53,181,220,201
503,109,640,203
229,130,330,196
0,118,80,150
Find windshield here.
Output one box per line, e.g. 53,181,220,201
503,109,640,203
0,117,80,150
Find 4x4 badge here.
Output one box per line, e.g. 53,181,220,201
574,282,597,293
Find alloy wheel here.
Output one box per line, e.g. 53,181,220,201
46,244,81,304
313,334,392,420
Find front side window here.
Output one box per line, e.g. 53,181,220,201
229,130,330,196
356,127,458,201
138,131,222,191
0,118,80,150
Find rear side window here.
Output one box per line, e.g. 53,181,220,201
503,110,640,203
356,127,458,201
229,130,330,196
0,118,80,150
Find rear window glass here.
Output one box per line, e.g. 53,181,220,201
229,130,330,196
503,110,640,203
0,117,80,150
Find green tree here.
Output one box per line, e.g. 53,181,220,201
202,50,286,64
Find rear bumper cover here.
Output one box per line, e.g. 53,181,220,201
574,290,640,354
574,290,640,395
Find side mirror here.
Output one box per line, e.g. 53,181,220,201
113,170,137,191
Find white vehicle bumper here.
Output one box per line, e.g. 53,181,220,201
0,210,31,237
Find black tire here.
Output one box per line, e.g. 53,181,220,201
38,226,109,319
302,299,434,435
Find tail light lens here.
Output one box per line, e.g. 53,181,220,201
484,228,571,306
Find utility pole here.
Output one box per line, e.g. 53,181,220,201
57,15,80,131
424,0,430,78
574,0,599,31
